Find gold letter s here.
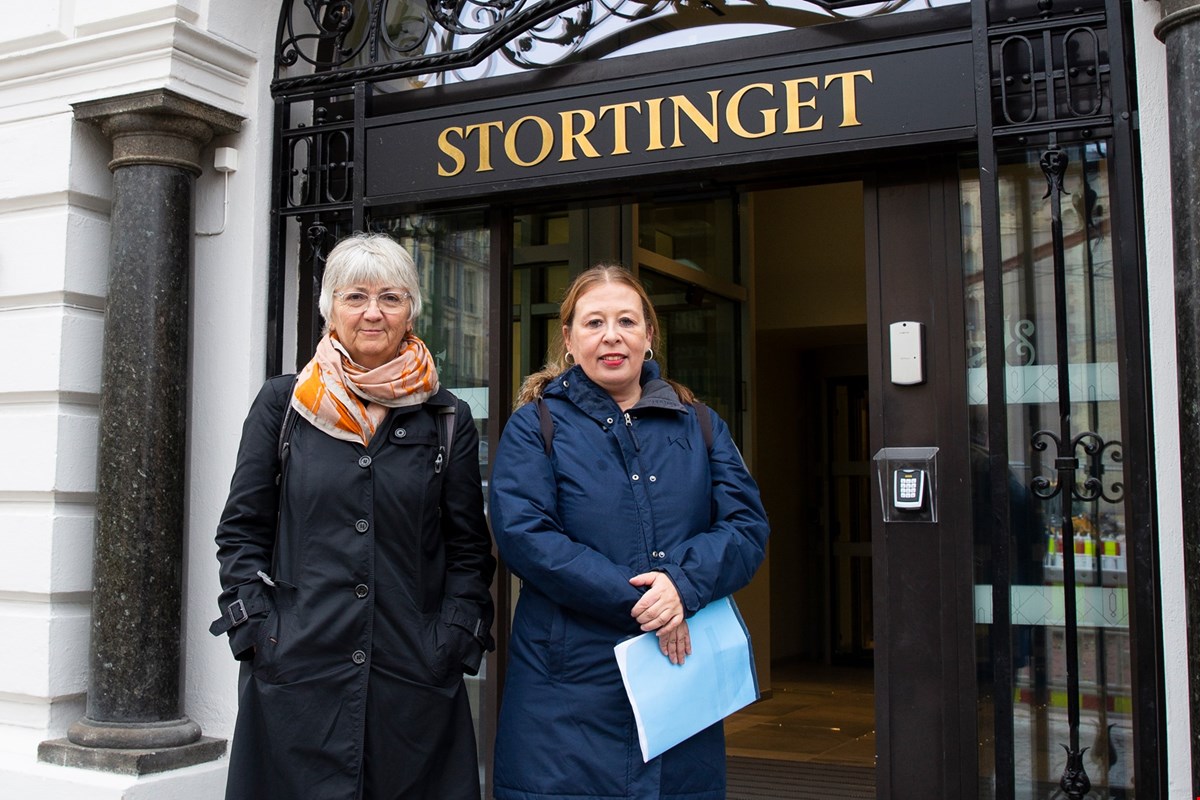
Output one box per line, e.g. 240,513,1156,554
437,127,467,177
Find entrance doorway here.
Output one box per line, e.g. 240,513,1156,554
725,182,876,798
506,180,881,797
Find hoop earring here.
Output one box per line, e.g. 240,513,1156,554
565,352,576,365
645,348,654,361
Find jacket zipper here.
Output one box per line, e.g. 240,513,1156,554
623,412,641,451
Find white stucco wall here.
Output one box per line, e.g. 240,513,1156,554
0,1,272,795
1132,1,1194,796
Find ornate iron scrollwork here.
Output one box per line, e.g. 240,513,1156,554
1030,430,1125,504
273,0,950,92
992,1,1109,138
277,0,367,70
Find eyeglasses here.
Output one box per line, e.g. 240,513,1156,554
334,291,412,312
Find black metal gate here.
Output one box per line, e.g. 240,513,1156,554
970,0,1161,796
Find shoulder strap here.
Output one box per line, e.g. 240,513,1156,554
535,397,554,457
692,401,714,452
277,380,300,484
434,405,456,474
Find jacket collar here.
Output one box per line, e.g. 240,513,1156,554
546,362,688,419
424,386,457,409
390,385,456,417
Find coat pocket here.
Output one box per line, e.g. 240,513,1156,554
548,604,568,678
249,581,296,684
422,611,464,686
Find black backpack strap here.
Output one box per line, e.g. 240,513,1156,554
277,379,300,485
692,401,714,452
535,397,554,457
434,404,457,474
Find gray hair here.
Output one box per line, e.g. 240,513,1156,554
319,233,423,332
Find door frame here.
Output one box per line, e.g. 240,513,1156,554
864,158,977,797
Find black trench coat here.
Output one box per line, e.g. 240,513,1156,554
212,375,495,800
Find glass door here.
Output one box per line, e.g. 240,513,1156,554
633,197,745,431
963,142,1135,799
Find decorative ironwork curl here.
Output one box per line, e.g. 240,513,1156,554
1041,147,1069,199
1031,429,1065,500
277,0,369,69
1074,432,1124,503
1030,429,1124,503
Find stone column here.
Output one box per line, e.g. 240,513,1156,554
1156,1,1200,795
37,89,241,775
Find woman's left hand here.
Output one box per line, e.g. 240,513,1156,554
658,619,691,665
629,571,685,634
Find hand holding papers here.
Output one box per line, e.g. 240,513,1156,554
614,596,759,762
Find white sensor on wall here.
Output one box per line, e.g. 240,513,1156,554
198,147,238,236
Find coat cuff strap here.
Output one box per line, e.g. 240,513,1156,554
209,594,272,636
444,606,494,650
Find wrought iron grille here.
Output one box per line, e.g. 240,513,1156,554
272,0,962,93
971,0,1157,797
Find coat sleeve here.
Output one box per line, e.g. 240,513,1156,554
654,408,770,615
438,398,497,674
210,377,290,660
488,403,644,633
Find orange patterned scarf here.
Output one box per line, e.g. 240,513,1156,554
291,332,439,445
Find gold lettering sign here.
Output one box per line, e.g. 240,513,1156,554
434,69,874,177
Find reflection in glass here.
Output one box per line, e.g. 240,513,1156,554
638,197,736,283
639,268,739,428
962,142,1133,798
371,210,491,789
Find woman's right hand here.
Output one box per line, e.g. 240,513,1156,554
629,571,685,634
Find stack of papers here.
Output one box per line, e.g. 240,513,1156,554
614,596,759,762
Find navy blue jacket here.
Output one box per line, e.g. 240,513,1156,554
489,363,769,799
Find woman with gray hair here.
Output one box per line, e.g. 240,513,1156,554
211,232,495,800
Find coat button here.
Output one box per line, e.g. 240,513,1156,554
355,584,369,598
355,519,369,533
394,427,407,439
358,455,372,468
649,475,657,482
632,474,639,481
352,650,367,665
